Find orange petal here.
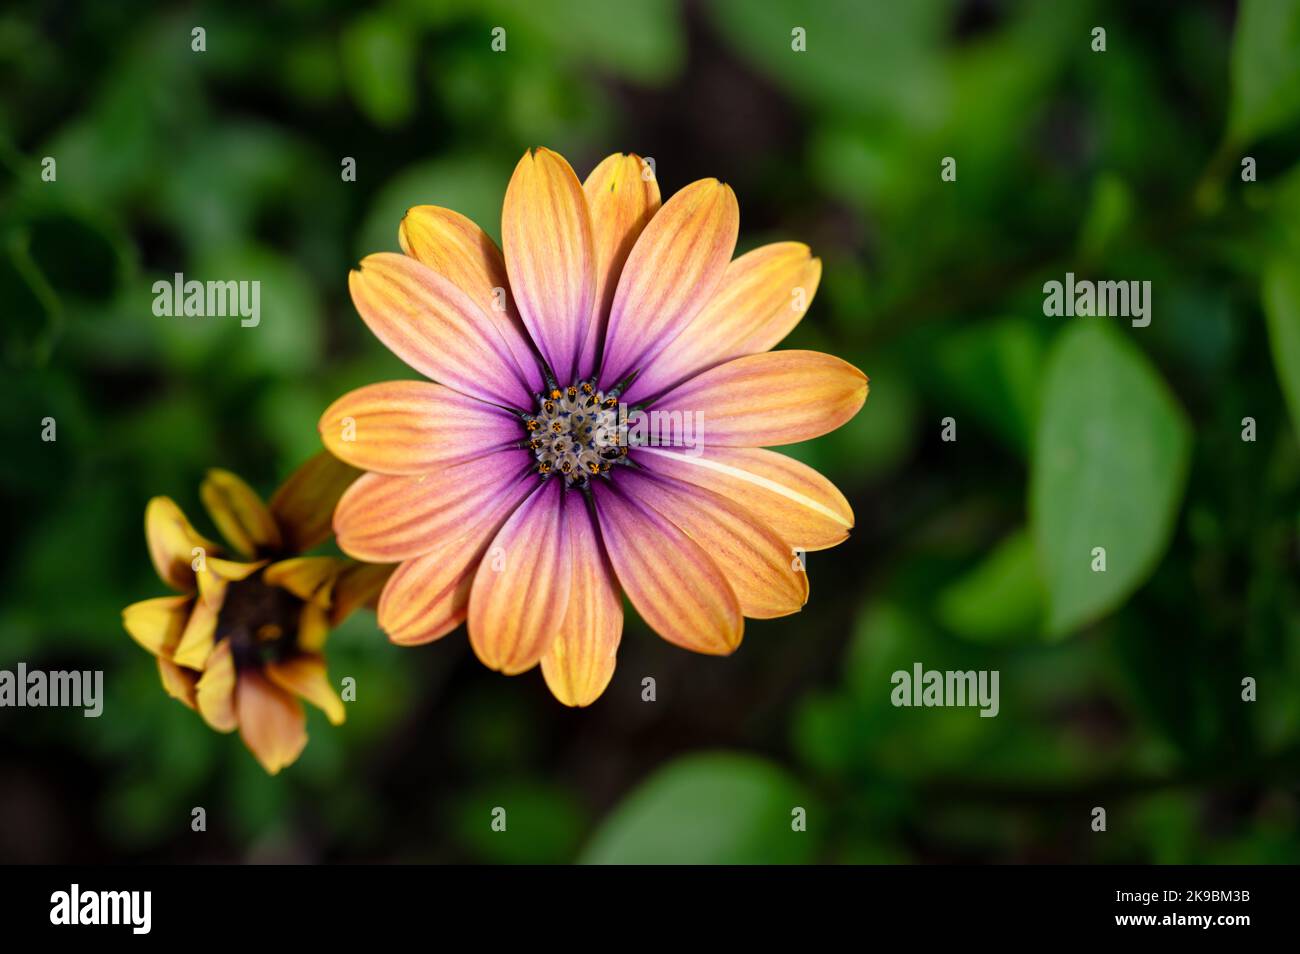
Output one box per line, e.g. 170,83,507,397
600,179,738,388
641,446,853,551
236,670,308,775
501,147,597,383
319,380,519,476
269,451,362,553
194,639,238,732
541,491,622,706
200,469,282,558
350,252,535,409
377,474,537,645
617,469,807,619
468,480,571,675
329,561,395,626
145,497,217,592
593,482,742,655
158,658,199,710
333,450,535,563
579,153,661,376
626,242,821,402
378,553,474,646
651,350,867,447
399,205,543,391
122,594,191,658
266,654,346,726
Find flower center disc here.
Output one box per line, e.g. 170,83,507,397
524,383,626,484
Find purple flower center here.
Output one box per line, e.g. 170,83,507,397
522,381,627,484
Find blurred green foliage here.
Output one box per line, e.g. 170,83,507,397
2,0,1300,864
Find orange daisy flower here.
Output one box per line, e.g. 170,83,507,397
122,453,391,773
320,148,867,706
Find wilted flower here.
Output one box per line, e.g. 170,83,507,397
320,148,867,706
122,452,390,773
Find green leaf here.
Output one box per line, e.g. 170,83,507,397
494,0,684,85
1030,323,1191,636
452,782,587,864
579,752,815,864
937,528,1044,643
1228,0,1300,143
705,0,947,123
932,317,1045,455
1264,256,1300,443
341,12,417,128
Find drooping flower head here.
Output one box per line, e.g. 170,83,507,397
321,148,867,706
122,452,390,773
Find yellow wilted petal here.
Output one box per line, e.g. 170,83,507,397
266,655,346,726
269,451,361,553
194,639,238,732
264,556,343,603
296,600,331,653
172,597,220,670
122,595,191,658
330,562,395,626
200,469,282,558
145,497,217,592
197,557,265,609
158,658,198,710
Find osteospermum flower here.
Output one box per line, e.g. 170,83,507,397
122,453,391,773
320,148,867,706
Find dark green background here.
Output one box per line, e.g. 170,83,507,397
2,0,1300,863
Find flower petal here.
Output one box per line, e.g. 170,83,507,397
578,153,661,378
599,179,738,389
624,242,821,403
377,553,474,646
400,205,544,392
236,670,308,775
171,596,220,670
158,658,198,710
377,476,537,645
319,380,520,476
200,469,282,558
265,654,346,726
329,561,395,626
650,350,867,447
640,446,854,551
541,491,622,706
196,557,264,611
593,482,742,655
616,469,807,619
468,479,571,675
122,594,191,658
297,600,331,653
145,497,217,592
263,556,344,603
350,252,534,409
269,451,361,553
194,639,238,733
502,148,597,384
333,449,535,563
